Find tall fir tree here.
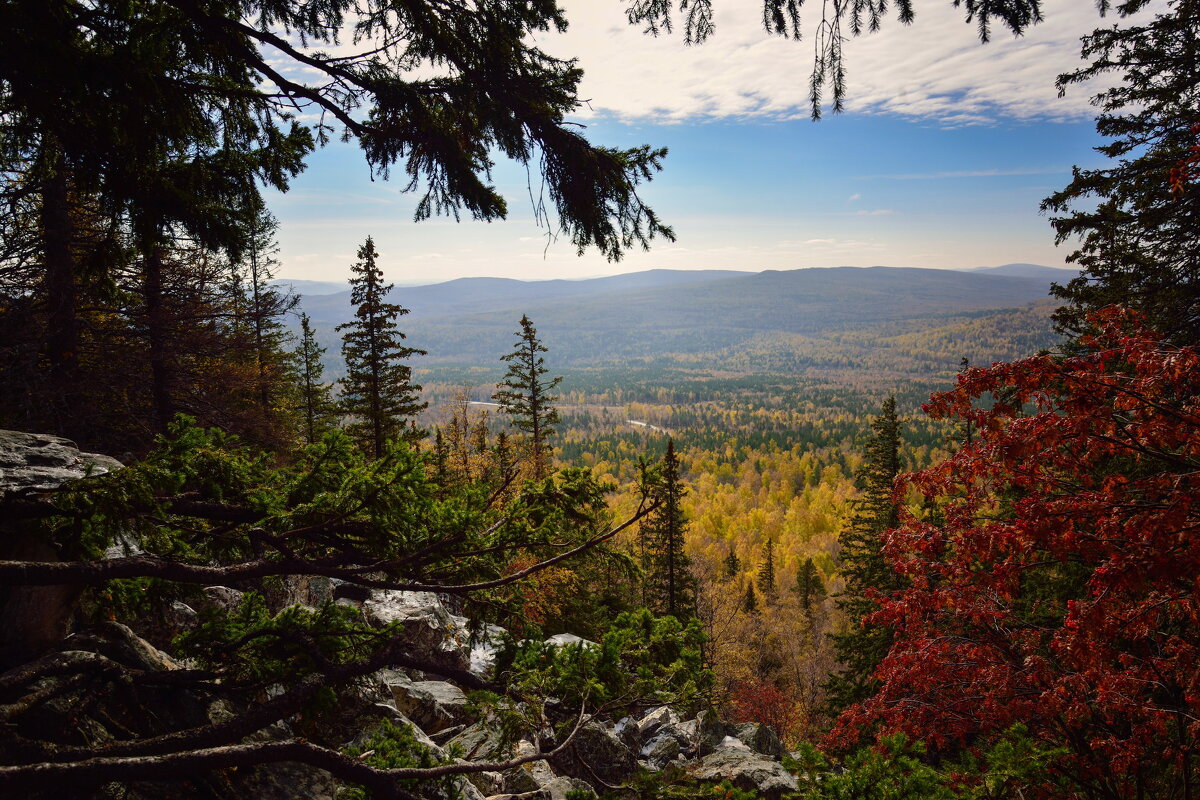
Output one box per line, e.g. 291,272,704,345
796,557,826,618
240,204,297,419
724,545,741,579
293,313,338,445
1042,0,1200,343
757,538,776,599
640,439,697,620
493,315,561,480
337,237,425,459
742,581,759,615
825,396,904,713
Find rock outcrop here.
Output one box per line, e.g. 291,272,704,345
0,429,123,498
0,430,124,666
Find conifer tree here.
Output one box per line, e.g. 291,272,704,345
493,315,561,479
640,439,697,620
724,545,741,579
337,237,425,459
1042,0,1200,343
742,582,759,615
293,313,338,445
826,396,904,712
240,205,297,418
796,557,826,618
757,538,776,599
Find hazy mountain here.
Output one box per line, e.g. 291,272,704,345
293,268,749,323
295,265,1061,373
965,263,1079,280
271,278,349,296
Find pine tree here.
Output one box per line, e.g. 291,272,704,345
1042,0,1200,343
826,396,904,713
724,545,741,579
293,313,338,445
796,557,826,617
493,315,561,480
640,439,697,620
240,205,297,418
742,582,759,615
337,237,426,459
757,538,776,599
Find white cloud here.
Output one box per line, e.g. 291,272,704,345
847,193,862,202
544,0,1161,125
855,209,895,216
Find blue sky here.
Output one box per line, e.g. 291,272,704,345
264,0,1128,284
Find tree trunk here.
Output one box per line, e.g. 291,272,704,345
143,243,173,432
40,152,78,436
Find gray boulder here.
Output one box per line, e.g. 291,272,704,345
732,721,786,759
549,720,637,789
641,733,681,770
613,716,641,751
544,632,597,649
637,705,678,740
690,747,799,800
363,590,471,673
0,429,122,497
696,709,728,756
449,721,515,763
388,678,473,733
0,431,122,663
199,585,245,613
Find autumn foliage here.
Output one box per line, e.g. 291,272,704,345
834,309,1200,797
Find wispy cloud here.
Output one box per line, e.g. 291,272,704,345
855,209,895,216
544,0,1162,125
847,193,862,202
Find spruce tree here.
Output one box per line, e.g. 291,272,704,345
293,313,338,445
1042,0,1200,343
757,538,776,599
724,545,741,579
493,315,561,479
742,582,759,615
337,237,426,459
640,439,697,620
240,205,297,418
826,396,904,712
796,557,826,618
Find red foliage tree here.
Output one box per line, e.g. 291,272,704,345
730,679,801,743
833,309,1200,798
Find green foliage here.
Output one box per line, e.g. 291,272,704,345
175,593,375,688
791,735,955,799
342,720,461,800
494,315,562,480
826,397,903,713
1043,0,1200,343
338,237,426,458
795,558,825,614
640,440,697,620
604,771,760,800
486,609,711,743
294,312,339,445
757,538,776,598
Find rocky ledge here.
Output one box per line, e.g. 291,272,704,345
0,429,123,497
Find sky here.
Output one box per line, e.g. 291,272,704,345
264,0,1136,285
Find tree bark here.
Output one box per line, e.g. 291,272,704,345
40,149,78,437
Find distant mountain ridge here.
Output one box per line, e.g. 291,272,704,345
291,265,1063,373
963,263,1079,280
